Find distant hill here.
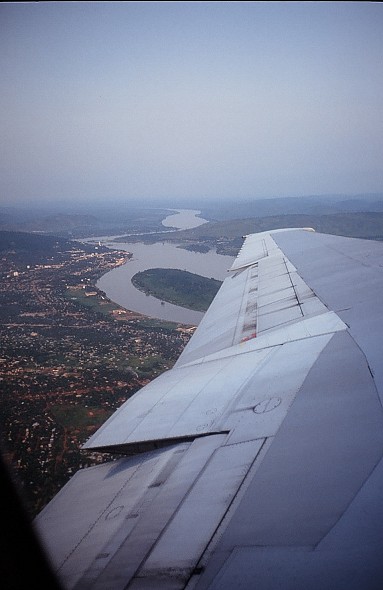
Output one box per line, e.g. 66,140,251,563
0,213,105,237
0,230,97,267
182,212,383,240
199,194,383,221
2,194,383,241
0,205,171,238
119,212,383,243
0,230,74,252
16,213,100,232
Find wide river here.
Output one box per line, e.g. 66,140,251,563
94,209,235,325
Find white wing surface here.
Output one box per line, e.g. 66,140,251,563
34,228,383,590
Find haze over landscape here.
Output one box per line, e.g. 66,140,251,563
1,1,382,209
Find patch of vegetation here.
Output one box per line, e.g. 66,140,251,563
64,286,120,317
176,243,211,253
49,404,114,430
132,268,222,312
133,317,181,331
127,354,171,378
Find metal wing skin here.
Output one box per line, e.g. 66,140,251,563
34,228,383,590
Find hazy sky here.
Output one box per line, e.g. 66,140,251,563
1,1,382,206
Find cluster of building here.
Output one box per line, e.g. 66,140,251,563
0,238,193,516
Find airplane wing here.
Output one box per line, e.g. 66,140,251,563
34,228,383,590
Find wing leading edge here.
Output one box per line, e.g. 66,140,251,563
34,228,383,590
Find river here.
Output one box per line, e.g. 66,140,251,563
94,209,235,325
161,208,208,230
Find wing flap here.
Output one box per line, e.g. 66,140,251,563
83,347,273,451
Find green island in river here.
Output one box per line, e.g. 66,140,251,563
131,268,222,312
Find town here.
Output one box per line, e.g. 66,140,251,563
0,231,194,517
